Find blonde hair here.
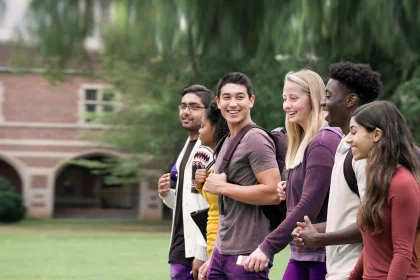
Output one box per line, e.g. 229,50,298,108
284,70,327,169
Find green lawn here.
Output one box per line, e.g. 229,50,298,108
0,220,290,280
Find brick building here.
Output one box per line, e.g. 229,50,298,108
0,1,162,220
0,71,162,220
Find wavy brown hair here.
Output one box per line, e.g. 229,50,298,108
353,101,420,234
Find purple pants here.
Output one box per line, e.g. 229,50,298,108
207,248,270,279
282,259,327,280
170,263,193,280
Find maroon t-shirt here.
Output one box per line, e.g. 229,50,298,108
215,128,278,255
349,167,420,280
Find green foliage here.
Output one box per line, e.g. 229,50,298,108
392,77,420,145
0,177,26,223
10,0,420,181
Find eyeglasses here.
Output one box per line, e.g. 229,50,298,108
178,104,206,111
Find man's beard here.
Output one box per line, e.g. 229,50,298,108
183,123,201,132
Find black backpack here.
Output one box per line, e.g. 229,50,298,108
343,150,360,197
214,123,288,230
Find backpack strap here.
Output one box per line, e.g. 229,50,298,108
343,150,360,198
216,124,255,174
214,133,228,157
205,160,215,171
215,124,254,216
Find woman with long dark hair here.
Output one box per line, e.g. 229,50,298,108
347,101,420,279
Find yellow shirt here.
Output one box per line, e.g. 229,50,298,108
196,168,219,257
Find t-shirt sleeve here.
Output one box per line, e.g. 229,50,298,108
387,172,420,279
245,130,278,175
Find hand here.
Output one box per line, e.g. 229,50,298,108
203,173,227,195
191,258,205,280
291,221,307,247
158,173,171,197
195,169,210,189
277,181,286,201
198,260,210,280
244,248,268,272
298,216,321,248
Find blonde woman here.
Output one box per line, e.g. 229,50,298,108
245,70,342,279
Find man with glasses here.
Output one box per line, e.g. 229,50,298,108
158,84,214,280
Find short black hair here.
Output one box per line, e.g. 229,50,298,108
329,62,383,105
216,72,253,98
181,84,213,107
204,100,230,144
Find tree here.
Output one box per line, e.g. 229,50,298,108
8,0,420,182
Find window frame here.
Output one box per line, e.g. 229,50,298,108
78,84,118,125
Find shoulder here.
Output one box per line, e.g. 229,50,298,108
389,167,419,193
353,158,367,176
195,145,213,154
388,167,420,204
308,127,342,153
243,127,274,145
193,146,214,164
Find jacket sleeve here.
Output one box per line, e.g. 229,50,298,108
159,189,175,209
259,143,336,258
195,231,209,261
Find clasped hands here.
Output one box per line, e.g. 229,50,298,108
291,216,321,248
196,170,227,195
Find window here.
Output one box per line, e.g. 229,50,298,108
79,85,117,124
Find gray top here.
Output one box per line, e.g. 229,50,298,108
215,127,278,255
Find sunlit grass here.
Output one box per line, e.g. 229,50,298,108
0,219,289,280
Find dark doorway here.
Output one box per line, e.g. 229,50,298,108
0,159,22,193
54,155,138,219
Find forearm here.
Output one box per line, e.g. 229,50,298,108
222,183,279,205
313,222,326,233
315,223,361,247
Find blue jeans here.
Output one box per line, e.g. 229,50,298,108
207,248,270,279
170,263,193,280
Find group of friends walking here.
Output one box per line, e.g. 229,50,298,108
157,62,420,280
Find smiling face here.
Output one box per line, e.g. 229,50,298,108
198,116,215,147
320,79,351,130
216,83,254,128
347,117,378,160
179,93,206,132
283,80,312,131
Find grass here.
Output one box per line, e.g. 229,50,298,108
0,219,289,280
